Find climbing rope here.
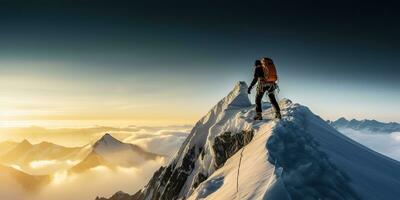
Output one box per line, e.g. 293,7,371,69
236,146,245,199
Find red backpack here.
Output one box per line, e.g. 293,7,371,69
261,59,278,83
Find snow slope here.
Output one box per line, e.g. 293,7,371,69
189,83,400,200
100,82,400,200
188,120,287,200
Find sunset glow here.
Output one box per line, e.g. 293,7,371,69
0,1,399,200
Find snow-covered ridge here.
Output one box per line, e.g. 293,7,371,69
99,82,400,200
265,105,358,199
133,81,255,200
174,81,252,171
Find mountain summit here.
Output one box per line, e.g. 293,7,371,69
98,82,400,200
71,133,162,173
93,133,125,153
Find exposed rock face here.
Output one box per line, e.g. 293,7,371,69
152,147,197,200
213,130,254,169
192,172,207,189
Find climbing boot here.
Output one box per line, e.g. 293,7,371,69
253,112,263,120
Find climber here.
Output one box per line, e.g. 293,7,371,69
247,57,281,120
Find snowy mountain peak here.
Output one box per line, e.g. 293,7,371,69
224,81,251,108
92,133,128,155
172,82,253,168
99,82,400,200
336,117,348,123
72,133,162,172
20,139,31,146
95,133,122,146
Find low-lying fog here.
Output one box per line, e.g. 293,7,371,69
0,125,191,200
338,128,400,161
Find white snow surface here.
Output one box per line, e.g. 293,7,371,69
188,120,290,200
167,82,400,200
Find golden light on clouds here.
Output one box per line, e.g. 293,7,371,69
0,76,205,128
0,61,218,128
29,160,58,169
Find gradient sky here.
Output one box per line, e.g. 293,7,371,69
0,0,399,127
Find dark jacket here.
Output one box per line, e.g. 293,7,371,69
249,66,264,89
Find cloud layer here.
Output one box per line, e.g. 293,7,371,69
338,128,400,161
0,125,191,147
30,160,164,200
124,129,189,159
0,125,191,200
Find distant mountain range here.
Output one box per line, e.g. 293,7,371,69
0,139,91,174
0,134,163,175
328,117,400,133
0,133,164,197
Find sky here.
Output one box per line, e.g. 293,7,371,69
0,0,399,127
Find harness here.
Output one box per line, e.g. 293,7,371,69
257,81,279,94
256,62,279,94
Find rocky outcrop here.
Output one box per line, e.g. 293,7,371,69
153,147,196,200
192,172,207,189
213,130,254,169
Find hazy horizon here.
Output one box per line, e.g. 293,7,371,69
1,1,399,128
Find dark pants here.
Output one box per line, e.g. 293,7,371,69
255,84,281,114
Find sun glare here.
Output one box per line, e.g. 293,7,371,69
52,171,68,185
90,166,109,172
29,160,57,169
9,164,22,171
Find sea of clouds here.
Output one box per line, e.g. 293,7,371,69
0,125,192,200
338,128,400,161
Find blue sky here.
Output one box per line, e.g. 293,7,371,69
0,1,399,126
